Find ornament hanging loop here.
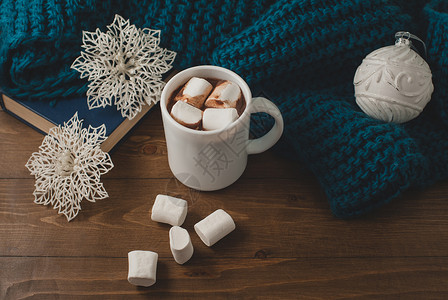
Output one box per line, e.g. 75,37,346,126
395,31,427,59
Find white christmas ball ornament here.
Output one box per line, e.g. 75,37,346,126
354,32,433,123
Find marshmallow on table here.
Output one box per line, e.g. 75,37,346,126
128,250,158,287
174,77,213,109
169,226,194,264
151,194,188,226
170,100,203,129
205,80,242,109
203,108,239,131
194,209,236,247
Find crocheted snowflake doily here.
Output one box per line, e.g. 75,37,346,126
72,14,176,119
25,113,114,221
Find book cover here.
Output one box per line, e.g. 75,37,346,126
0,93,154,152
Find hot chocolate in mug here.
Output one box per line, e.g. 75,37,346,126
160,65,284,191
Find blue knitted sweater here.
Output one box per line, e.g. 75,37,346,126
1,0,447,218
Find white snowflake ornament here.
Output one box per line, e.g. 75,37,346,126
71,14,176,119
25,113,114,221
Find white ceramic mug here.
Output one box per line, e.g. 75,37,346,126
160,65,284,191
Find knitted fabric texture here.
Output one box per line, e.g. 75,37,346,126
1,0,447,218
0,0,275,99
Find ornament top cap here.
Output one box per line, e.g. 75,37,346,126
362,31,430,70
394,31,427,58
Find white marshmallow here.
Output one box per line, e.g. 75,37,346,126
169,226,194,264
151,194,188,226
170,100,203,129
175,77,213,108
203,108,239,131
127,250,158,287
184,77,213,97
205,80,241,108
219,81,241,102
194,209,236,247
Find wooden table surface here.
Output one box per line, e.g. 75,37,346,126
1,107,448,299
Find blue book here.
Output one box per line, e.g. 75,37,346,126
0,93,154,152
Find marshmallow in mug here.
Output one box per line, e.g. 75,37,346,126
202,108,239,131
151,194,188,226
205,80,242,109
194,209,236,246
174,77,213,109
170,100,203,129
127,250,158,287
169,226,194,264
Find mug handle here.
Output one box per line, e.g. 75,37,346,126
246,97,284,155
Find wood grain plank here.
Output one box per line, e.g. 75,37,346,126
3,104,448,300
1,178,447,258
1,257,447,299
